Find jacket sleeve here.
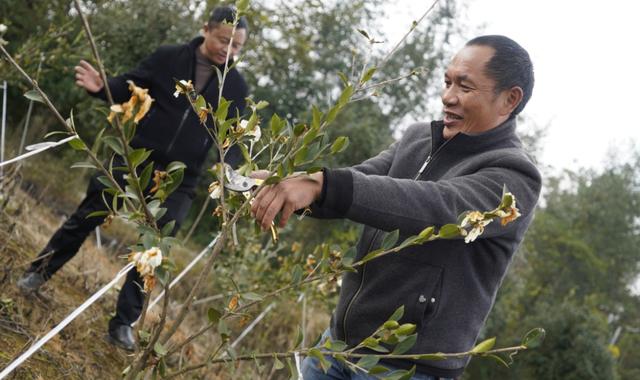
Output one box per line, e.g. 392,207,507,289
88,48,162,103
319,153,542,237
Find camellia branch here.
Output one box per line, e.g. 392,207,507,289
72,0,157,229
0,43,136,212
164,344,529,379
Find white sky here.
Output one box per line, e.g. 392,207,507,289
386,0,640,172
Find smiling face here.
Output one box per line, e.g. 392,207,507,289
441,45,520,139
200,23,247,65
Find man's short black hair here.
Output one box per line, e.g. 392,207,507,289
208,5,249,31
466,35,534,119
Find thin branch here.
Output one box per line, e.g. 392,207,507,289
73,0,157,229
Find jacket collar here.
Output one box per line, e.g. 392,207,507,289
430,118,522,154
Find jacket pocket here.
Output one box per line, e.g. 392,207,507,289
409,266,443,333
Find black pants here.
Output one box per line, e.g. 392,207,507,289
28,169,193,331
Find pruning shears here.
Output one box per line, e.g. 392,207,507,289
222,164,278,242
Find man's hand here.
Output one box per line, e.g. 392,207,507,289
74,60,104,93
251,172,323,230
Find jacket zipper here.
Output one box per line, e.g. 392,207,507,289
166,108,191,154
341,131,459,343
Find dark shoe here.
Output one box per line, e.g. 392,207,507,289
106,324,136,352
17,272,46,294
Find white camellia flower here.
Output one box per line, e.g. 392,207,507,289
208,181,222,200
129,247,163,277
0,24,7,34
240,119,262,143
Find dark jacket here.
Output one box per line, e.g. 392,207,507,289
90,37,248,189
315,119,542,377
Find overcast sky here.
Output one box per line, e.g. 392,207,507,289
387,0,640,172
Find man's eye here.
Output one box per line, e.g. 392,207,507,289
444,81,451,87
461,84,472,92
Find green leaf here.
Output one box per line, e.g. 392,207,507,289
306,166,323,174
330,136,349,154
24,89,44,103
324,339,347,352
308,348,331,373
44,130,69,139
139,162,154,190
395,323,416,336
311,105,323,129
360,248,384,264
325,105,340,125
96,176,116,190
208,308,222,324
303,128,319,146
338,85,354,107
236,0,250,12
417,226,435,241
286,357,298,380
215,97,230,122
166,161,186,173
337,72,350,87
357,29,371,40
360,67,377,84
161,220,176,236
294,326,304,349
269,114,284,135
86,210,109,219
437,224,463,239
102,136,124,155
153,342,167,356
128,148,151,168
381,366,416,380
486,354,510,368
521,327,546,348
389,305,404,321
265,175,282,185
368,365,391,374
273,356,285,370
255,100,269,110
242,292,263,301
67,138,87,151
291,264,303,284
381,230,400,250
70,161,96,169
355,355,379,370
293,124,306,136
294,146,308,166
391,333,417,355
470,337,496,354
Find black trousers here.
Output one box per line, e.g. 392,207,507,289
29,169,193,331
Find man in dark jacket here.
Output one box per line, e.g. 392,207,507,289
17,6,249,351
251,35,541,379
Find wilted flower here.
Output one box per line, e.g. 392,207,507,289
107,81,154,124
208,181,222,200
128,247,163,291
173,79,194,98
228,295,239,311
494,194,521,226
460,211,484,228
460,210,492,243
464,224,484,243
150,170,167,194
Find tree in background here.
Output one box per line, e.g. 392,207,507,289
465,155,640,379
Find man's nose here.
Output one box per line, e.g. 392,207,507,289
441,87,457,106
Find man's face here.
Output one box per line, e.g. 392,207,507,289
201,23,247,65
441,45,512,138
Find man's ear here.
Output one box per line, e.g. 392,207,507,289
502,86,524,116
202,23,210,34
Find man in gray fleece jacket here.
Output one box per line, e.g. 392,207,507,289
252,35,541,379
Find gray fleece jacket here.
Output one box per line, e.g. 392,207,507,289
314,118,542,377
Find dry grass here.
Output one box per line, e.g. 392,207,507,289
0,166,333,379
